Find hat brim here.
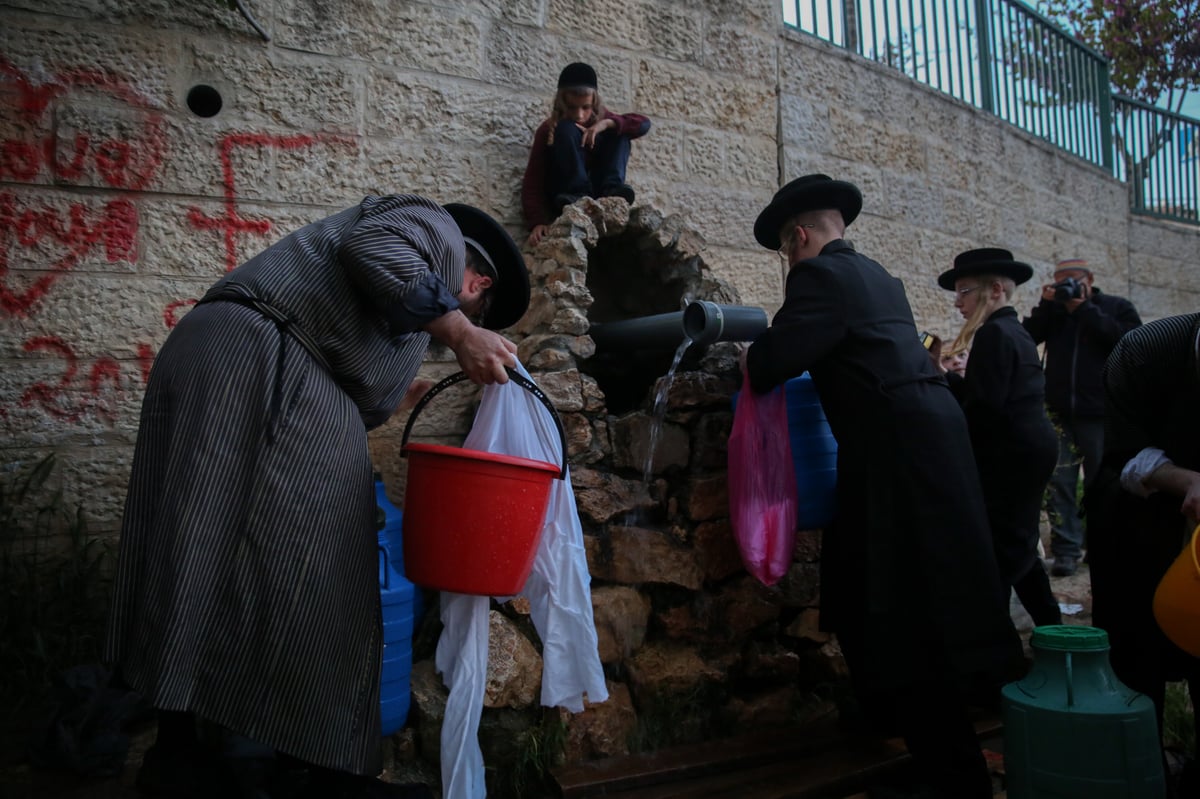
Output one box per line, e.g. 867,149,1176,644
443,204,530,330
937,260,1034,290
754,180,862,249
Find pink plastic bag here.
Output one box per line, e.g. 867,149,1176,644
728,371,798,586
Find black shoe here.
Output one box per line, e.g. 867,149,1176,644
552,193,584,214
599,182,635,203
293,766,433,799
137,743,239,798
1051,557,1078,577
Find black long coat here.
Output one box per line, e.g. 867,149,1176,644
105,196,468,775
954,307,1057,583
746,240,1021,695
1087,313,1200,698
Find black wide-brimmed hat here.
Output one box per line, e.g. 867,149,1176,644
443,203,530,330
557,62,597,90
937,247,1034,290
753,173,863,249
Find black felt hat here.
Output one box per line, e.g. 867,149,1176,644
753,174,863,249
443,203,530,330
557,62,597,90
937,247,1034,290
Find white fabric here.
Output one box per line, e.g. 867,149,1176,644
435,361,608,799
1120,446,1172,497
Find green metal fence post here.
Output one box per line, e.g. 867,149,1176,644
1097,59,1114,174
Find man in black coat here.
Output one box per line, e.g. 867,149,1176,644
745,174,1023,799
1022,259,1142,576
1086,313,1200,797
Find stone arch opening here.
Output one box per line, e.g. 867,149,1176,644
527,199,741,415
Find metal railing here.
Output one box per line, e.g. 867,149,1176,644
784,0,1200,226
1113,96,1200,223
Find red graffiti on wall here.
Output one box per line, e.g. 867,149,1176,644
20,336,124,422
0,57,165,190
187,132,354,272
1,58,353,425
0,193,139,315
0,56,162,319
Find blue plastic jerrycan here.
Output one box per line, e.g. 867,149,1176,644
375,474,415,736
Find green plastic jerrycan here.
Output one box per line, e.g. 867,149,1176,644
1001,625,1164,798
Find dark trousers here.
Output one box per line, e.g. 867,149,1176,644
548,118,631,200
1012,560,1062,627
1047,415,1104,560
838,632,994,799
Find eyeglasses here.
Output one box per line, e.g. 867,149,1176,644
956,285,981,297
777,224,816,264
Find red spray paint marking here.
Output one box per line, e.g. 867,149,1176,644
0,193,139,315
0,58,160,318
19,336,123,422
188,132,354,271
164,298,197,329
136,342,156,385
0,57,165,190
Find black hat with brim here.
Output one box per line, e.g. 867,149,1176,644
443,203,530,330
937,247,1034,290
753,173,863,249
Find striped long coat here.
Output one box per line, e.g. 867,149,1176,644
105,195,468,774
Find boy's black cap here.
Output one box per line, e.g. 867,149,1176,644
753,174,863,249
558,62,598,90
442,203,530,330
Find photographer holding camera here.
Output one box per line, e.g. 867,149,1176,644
1022,258,1142,577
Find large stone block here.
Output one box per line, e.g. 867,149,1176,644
591,585,651,664
0,17,175,110
366,71,541,149
635,57,774,136
483,23,635,108
274,0,483,79
188,42,362,132
4,0,252,36
560,679,638,761
359,139,488,204
702,23,776,81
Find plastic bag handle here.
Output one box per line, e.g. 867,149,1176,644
400,367,568,480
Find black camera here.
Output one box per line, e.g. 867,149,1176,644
1052,276,1084,303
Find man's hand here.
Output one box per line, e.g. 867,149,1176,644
527,224,549,247
424,310,517,384
397,378,434,413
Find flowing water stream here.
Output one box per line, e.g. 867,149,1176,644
642,337,693,486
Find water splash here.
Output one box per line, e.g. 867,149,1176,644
643,337,693,485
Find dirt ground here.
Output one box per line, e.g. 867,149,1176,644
0,525,1095,799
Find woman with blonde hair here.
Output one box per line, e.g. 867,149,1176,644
940,248,1061,627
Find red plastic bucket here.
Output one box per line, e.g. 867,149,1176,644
399,369,566,596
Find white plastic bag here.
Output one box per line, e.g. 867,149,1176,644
435,362,608,799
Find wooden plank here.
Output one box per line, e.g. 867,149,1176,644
551,720,854,798
553,712,1004,799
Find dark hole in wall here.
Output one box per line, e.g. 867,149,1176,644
187,85,223,118
580,230,706,415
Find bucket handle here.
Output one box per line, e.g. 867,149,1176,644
400,367,569,480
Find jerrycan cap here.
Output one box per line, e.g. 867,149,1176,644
1031,624,1109,652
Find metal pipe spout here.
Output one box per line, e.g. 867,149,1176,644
588,301,768,351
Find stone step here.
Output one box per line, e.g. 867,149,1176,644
551,714,1003,799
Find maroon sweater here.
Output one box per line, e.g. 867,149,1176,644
520,110,651,229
